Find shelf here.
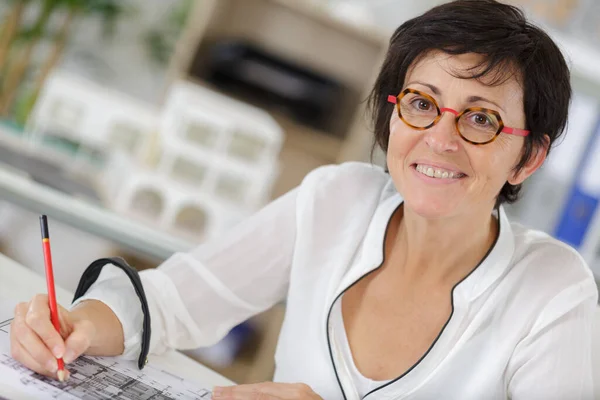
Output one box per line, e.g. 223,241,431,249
266,0,388,47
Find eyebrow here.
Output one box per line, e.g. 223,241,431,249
404,80,506,112
406,80,440,95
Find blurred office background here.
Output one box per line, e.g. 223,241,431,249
0,0,598,383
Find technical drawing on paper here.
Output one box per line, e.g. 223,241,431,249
0,316,212,399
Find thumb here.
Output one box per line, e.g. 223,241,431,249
63,318,96,364
46,306,74,359
57,305,74,339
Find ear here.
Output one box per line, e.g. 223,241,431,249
507,135,549,185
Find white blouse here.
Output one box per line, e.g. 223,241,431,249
73,162,598,400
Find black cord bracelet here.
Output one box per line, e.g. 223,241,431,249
72,257,151,370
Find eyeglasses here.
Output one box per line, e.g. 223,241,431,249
387,89,530,145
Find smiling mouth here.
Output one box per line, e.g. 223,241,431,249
412,163,467,179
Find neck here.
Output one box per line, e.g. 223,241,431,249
388,204,499,285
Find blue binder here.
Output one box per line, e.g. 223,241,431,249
554,116,600,248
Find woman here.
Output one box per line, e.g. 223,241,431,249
10,1,597,399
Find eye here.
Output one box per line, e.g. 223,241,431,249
411,98,434,111
471,113,491,126
461,110,500,132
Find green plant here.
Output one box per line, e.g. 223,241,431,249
0,0,31,81
144,0,193,67
0,0,56,115
23,0,134,120
0,0,133,122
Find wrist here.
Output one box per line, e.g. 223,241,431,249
71,299,125,355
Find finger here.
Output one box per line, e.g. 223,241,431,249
10,339,57,378
213,382,295,400
12,302,28,321
63,319,95,364
11,304,57,372
14,318,60,374
219,383,319,400
25,295,66,359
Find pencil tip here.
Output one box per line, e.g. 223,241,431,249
57,370,67,382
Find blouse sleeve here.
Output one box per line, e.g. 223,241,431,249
506,279,598,400
71,187,298,359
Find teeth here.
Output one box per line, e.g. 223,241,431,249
415,164,461,179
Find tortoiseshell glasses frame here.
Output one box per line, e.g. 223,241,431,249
387,88,530,145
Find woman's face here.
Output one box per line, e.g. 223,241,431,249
387,51,544,219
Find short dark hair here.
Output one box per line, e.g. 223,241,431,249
368,0,571,205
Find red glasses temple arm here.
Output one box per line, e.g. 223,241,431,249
387,95,397,104
501,127,530,137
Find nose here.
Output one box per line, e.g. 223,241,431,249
423,112,460,153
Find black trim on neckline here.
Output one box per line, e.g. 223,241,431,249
326,200,401,400
326,203,503,399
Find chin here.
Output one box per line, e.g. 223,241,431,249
403,195,460,220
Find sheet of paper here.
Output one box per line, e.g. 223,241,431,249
0,298,212,399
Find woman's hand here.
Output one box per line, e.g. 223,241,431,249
10,294,124,380
212,382,323,399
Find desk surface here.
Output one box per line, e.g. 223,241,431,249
0,252,233,396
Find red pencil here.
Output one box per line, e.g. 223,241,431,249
39,215,67,382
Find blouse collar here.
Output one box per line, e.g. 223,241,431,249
336,183,516,304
